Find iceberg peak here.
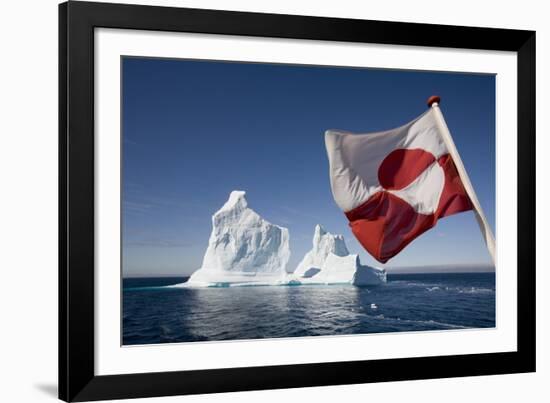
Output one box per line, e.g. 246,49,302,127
314,224,326,236
313,224,329,245
215,190,248,215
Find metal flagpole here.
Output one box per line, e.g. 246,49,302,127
427,96,496,264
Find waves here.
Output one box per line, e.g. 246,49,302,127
370,313,469,329
425,285,494,294
388,279,494,295
122,272,496,345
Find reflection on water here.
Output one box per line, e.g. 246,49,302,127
123,273,495,345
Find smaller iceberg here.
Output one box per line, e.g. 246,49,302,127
293,224,349,278
289,225,386,286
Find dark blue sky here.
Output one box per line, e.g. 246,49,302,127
122,57,495,277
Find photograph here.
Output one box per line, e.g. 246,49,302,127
121,57,496,346
0,0,541,401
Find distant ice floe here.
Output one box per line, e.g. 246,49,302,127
177,190,386,288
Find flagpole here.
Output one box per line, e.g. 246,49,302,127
427,96,496,264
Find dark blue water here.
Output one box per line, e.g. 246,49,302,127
122,273,495,345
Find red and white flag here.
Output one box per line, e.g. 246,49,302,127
325,99,494,264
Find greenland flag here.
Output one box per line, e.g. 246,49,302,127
325,106,474,263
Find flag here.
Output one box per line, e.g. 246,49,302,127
325,105,475,264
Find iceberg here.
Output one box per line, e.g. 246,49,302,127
316,253,387,285
293,224,349,278
290,225,386,286
183,191,290,287
180,190,385,288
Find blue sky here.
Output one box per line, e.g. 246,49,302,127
122,57,495,277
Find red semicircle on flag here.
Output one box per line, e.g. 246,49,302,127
345,149,472,263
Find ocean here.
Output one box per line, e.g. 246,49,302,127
122,272,495,345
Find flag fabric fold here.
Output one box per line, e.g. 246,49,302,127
325,108,473,263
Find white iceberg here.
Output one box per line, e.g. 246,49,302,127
183,190,290,287
293,224,349,278
290,225,386,286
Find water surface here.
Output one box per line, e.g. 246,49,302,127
122,272,495,345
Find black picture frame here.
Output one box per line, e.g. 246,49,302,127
59,1,536,401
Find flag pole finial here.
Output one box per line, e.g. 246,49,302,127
427,95,441,107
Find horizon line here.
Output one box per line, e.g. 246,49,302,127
123,263,495,278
